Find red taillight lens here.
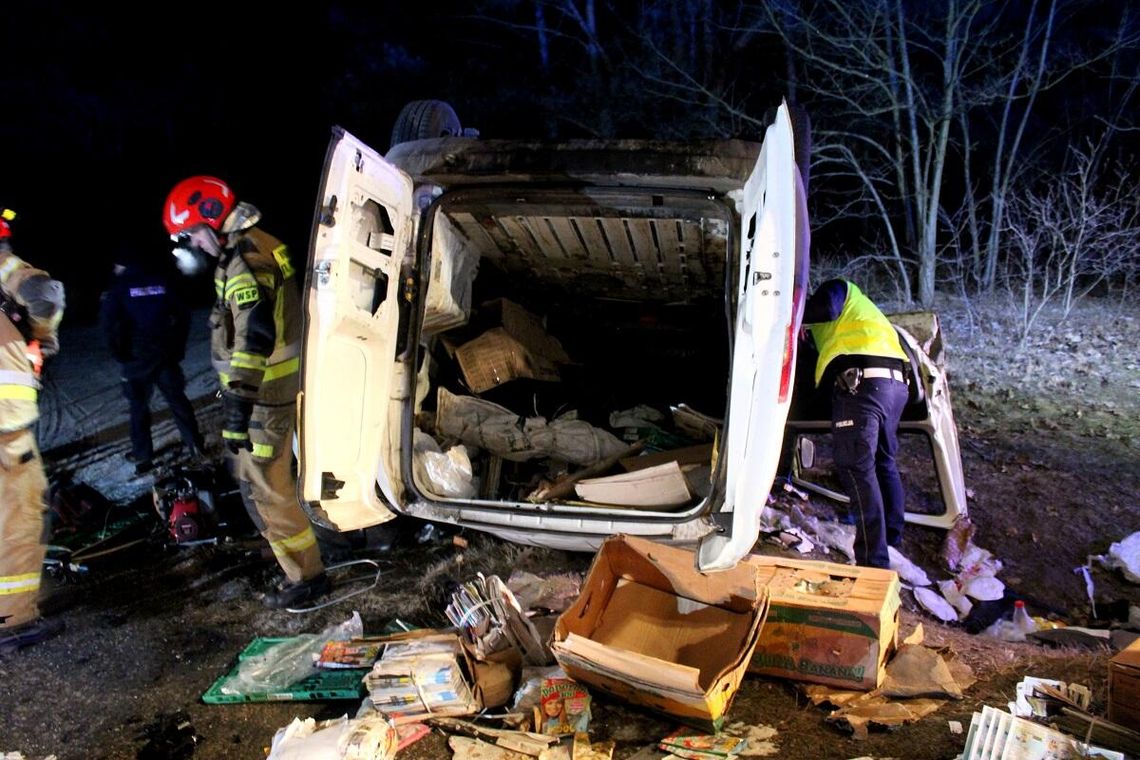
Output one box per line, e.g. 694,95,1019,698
778,322,795,403
778,286,805,403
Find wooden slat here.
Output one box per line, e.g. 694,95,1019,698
518,216,567,261
546,217,590,260
681,220,708,283
572,217,612,268
598,218,640,270
624,219,662,288
654,218,686,283
449,212,500,260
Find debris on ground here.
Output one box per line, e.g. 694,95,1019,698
266,714,397,760
136,710,199,760
190,528,1139,758
802,624,975,739
1096,531,1140,584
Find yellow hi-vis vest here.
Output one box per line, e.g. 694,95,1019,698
809,282,907,386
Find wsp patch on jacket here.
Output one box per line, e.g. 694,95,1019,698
233,287,260,309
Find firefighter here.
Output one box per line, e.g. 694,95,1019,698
0,208,67,652
802,278,910,570
161,177,329,609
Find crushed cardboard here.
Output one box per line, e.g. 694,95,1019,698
553,535,768,729
802,625,975,739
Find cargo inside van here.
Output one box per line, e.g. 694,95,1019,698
406,189,738,513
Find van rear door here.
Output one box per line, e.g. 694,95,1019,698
697,101,809,571
297,127,413,531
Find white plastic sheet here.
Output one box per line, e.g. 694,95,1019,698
1106,531,1140,583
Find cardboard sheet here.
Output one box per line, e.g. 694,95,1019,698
574,462,692,507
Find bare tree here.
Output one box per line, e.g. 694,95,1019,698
1002,140,1140,342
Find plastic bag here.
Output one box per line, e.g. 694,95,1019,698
412,430,477,498
225,612,364,695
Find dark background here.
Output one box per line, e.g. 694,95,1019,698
2,3,618,319
4,2,1134,320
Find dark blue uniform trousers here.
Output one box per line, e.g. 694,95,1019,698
831,376,910,569
122,361,202,461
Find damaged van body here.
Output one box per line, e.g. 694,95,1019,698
295,100,966,572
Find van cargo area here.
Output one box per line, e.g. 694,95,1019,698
407,190,738,515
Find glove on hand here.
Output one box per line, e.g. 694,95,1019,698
222,393,255,454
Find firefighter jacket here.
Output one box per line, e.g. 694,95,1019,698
0,311,38,434
0,249,64,358
806,280,907,387
211,227,301,407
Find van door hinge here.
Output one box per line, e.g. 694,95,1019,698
319,195,338,227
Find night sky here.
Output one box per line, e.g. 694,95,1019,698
3,4,534,320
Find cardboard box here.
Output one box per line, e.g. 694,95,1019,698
745,556,900,690
1109,638,1140,729
552,535,769,729
455,299,570,393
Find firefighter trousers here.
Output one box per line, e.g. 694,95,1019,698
227,403,324,583
0,429,49,630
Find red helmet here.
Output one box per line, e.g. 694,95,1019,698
162,176,236,236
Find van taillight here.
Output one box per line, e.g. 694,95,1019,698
778,322,795,403
778,286,805,403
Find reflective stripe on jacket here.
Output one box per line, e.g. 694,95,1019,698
809,281,907,386
0,313,38,432
211,228,301,406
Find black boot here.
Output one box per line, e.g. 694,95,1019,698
0,617,65,654
262,573,331,610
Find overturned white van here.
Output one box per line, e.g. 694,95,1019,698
295,99,966,572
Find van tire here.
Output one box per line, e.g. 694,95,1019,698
390,100,462,149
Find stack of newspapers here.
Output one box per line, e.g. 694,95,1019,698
959,704,1122,759
364,636,477,721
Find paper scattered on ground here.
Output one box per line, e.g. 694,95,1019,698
914,587,957,622
723,722,779,756
889,547,931,586
1103,531,1140,583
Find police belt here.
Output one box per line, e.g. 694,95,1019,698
860,367,906,383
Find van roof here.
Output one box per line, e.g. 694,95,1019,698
385,137,763,194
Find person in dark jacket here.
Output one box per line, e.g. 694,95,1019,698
100,252,203,474
802,278,910,570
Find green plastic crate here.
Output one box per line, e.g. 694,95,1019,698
202,637,369,704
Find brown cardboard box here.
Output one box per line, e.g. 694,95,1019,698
552,535,769,729
1109,638,1140,729
455,299,571,393
745,556,900,690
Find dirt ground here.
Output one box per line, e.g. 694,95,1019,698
1,296,1137,760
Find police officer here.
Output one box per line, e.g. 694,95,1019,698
161,177,329,609
0,208,67,652
803,278,909,569
100,250,204,474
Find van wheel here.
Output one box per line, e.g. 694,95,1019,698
786,103,812,196
390,100,462,149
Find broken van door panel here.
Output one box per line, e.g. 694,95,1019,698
298,127,412,531
698,101,806,572
785,312,969,530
